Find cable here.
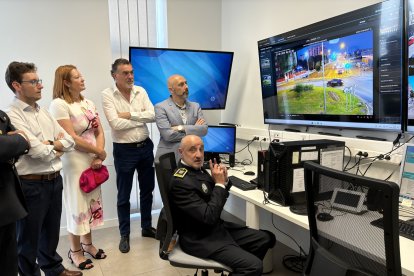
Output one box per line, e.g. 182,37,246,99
343,145,352,171
237,138,255,165
235,138,255,154
270,214,307,273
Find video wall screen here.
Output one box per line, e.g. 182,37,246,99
407,0,414,132
258,0,403,131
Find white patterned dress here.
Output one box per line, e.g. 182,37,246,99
49,98,104,235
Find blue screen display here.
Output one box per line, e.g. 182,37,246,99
129,47,234,109
202,126,236,154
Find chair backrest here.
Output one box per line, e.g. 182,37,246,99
303,161,401,276
155,152,177,259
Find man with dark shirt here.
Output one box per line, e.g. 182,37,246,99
169,135,276,276
0,110,30,276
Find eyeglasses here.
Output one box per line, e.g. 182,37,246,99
20,79,42,86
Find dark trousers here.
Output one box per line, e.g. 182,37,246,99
17,177,64,276
209,228,276,276
113,139,155,236
0,223,18,276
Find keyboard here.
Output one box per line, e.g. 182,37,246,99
228,175,257,191
371,218,414,241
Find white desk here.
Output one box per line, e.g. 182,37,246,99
227,166,414,276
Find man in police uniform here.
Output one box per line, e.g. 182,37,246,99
169,135,276,276
0,109,30,275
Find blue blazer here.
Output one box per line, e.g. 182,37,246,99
155,97,207,161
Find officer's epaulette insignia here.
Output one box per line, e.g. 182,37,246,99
174,168,188,178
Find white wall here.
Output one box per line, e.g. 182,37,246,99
0,0,116,230
166,0,223,124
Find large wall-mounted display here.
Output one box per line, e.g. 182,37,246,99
406,0,414,132
129,47,233,110
258,0,403,131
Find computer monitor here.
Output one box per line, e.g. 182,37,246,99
202,125,236,164
258,0,403,131
405,0,414,132
129,47,234,110
399,143,414,203
267,139,345,215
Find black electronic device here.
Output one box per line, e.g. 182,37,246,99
228,176,257,191
267,139,345,215
257,150,270,192
330,188,366,214
316,212,334,222
229,153,235,167
258,0,403,132
371,218,414,241
244,171,255,176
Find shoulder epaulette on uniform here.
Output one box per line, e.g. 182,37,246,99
174,168,188,178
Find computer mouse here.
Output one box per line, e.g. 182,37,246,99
316,212,334,222
244,171,255,176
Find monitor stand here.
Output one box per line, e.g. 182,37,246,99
289,204,308,216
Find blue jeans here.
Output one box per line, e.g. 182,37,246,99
17,176,64,276
113,139,155,236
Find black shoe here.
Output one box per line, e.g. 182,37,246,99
119,235,130,253
141,227,156,238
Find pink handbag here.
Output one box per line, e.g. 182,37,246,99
79,165,109,193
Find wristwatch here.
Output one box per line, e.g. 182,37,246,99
48,140,54,146
177,125,184,132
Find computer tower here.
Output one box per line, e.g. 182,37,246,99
257,150,270,192
267,139,345,211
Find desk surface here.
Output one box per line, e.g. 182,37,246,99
227,165,414,276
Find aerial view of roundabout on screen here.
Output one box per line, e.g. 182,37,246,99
273,31,373,116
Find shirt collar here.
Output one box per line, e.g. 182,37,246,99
13,97,40,112
169,96,187,109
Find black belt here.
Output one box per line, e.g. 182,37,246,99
116,138,150,148
20,171,60,181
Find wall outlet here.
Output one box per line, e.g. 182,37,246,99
257,135,270,142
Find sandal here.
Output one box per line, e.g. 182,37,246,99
68,249,93,270
81,242,107,259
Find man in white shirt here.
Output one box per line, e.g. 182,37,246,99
5,62,78,276
102,58,156,254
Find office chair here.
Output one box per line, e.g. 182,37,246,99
303,161,401,276
155,152,232,276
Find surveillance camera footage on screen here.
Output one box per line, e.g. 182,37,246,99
258,0,403,131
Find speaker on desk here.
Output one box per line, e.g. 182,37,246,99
229,153,235,167
257,150,270,192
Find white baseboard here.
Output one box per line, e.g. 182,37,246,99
59,209,161,236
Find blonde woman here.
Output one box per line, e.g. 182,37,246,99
49,65,107,270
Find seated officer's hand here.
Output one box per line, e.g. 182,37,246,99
209,159,227,185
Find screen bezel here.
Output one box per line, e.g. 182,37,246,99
330,188,366,213
129,46,234,110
